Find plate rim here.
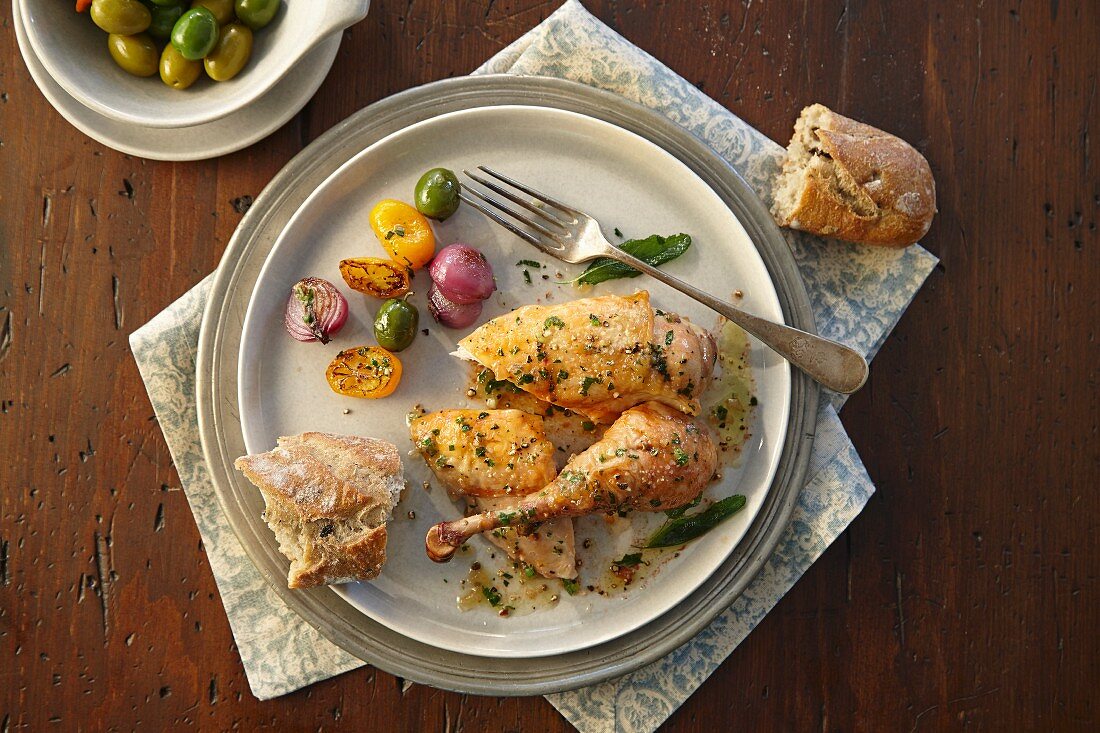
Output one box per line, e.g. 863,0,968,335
235,103,792,657
197,75,819,695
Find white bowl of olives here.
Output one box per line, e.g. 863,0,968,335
19,0,370,129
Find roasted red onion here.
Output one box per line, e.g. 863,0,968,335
428,244,495,304
284,277,348,344
427,282,483,329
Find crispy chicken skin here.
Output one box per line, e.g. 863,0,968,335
409,409,556,498
426,402,718,561
410,409,576,578
457,292,717,423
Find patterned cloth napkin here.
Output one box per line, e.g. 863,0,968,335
130,2,937,730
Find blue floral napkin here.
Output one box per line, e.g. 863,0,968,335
130,2,937,730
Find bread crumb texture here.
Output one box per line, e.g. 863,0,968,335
772,104,936,247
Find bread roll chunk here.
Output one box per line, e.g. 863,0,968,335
772,103,936,247
234,432,404,589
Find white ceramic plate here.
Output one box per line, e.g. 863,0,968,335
237,106,791,658
12,0,340,161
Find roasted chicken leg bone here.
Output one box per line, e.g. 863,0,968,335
426,402,718,562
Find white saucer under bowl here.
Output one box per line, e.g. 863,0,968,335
12,1,342,162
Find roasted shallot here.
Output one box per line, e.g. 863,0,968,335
284,277,348,344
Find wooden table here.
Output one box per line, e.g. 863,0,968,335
2,1,1096,730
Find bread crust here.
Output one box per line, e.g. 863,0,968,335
773,104,936,247
234,432,403,588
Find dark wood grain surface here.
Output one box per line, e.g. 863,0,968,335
1,1,1096,730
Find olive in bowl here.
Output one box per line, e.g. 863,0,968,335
18,0,371,129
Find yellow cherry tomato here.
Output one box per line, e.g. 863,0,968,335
339,257,410,299
369,199,436,270
326,346,402,398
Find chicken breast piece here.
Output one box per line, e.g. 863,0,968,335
458,291,717,423
409,409,557,498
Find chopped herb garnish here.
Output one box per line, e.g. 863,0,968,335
614,227,623,238
580,376,600,396
665,330,675,346
518,373,535,384
750,396,759,406
544,315,566,330
523,270,532,285
562,578,580,595
475,446,487,457
482,586,502,606
589,313,601,326
673,447,691,466
648,343,669,379
557,369,569,380
524,565,536,578
516,259,542,268
581,421,596,431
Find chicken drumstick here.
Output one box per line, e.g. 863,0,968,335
425,401,718,562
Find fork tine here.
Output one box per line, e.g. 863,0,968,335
463,169,570,231
457,192,561,256
476,166,580,217
460,184,566,243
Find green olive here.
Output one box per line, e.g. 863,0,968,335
146,3,185,40
148,0,183,6
374,297,419,352
159,42,202,89
203,23,253,81
107,33,159,77
233,0,279,30
91,0,152,35
171,7,219,60
190,0,235,25
414,168,461,221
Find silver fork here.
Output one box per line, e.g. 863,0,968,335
459,166,869,394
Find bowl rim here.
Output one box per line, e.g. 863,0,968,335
16,0,370,129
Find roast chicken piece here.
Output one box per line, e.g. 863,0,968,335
457,292,717,423
410,409,557,498
410,409,577,578
426,402,718,562
470,366,604,459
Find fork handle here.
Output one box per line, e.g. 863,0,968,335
608,251,869,394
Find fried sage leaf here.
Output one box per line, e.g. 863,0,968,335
570,233,692,286
645,494,746,548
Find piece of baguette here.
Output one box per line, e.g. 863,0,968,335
234,432,404,589
771,104,936,247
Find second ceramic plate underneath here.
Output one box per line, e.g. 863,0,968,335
237,105,791,658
